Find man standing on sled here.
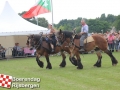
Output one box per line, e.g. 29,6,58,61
79,19,89,52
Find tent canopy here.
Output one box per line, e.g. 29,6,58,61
0,1,49,36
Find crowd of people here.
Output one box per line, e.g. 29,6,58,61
12,43,36,57
91,31,120,52
0,43,36,59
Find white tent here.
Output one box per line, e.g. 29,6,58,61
0,1,48,36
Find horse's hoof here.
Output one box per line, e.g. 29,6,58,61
77,66,83,69
112,64,117,66
46,67,52,69
112,61,118,66
40,65,44,68
93,64,101,67
93,65,101,67
46,63,52,69
59,65,65,67
97,65,101,67
37,61,44,68
40,61,44,68
59,65,65,68
69,57,77,66
59,62,66,67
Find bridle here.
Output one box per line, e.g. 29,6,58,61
57,31,74,46
27,33,43,49
57,32,66,45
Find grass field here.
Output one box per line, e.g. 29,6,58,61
0,52,120,90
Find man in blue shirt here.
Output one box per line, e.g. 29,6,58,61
79,19,89,52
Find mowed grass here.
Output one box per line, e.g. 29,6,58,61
0,52,120,90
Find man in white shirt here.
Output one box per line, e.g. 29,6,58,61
79,19,89,52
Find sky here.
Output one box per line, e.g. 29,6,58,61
0,0,120,24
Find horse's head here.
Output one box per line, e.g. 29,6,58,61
55,29,64,45
27,34,42,49
56,29,74,45
27,34,35,48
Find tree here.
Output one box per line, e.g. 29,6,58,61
54,17,83,31
88,19,110,33
100,13,106,21
106,14,116,24
37,18,48,28
113,15,120,30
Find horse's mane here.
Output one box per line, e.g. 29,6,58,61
29,34,42,40
62,30,73,38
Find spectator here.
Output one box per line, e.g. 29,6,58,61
0,44,3,50
16,43,24,56
114,33,119,52
12,43,18,57
118,33,120,51
106,31,110,37
12,43,24,57
108,33,114,52
0,44,6,58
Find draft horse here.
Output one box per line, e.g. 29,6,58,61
27,33,77,69
57,30,118,69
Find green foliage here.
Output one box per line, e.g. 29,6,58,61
37,18,48,27
55,14,119,33
88,19,110,33
55,17,82,31
113,15,120,30
100,13,106,21
106,14,116,23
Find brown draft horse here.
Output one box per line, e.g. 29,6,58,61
27,33,77,69
57,30,118,69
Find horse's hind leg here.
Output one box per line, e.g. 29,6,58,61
44,53,52,69
104,50,118,66
59,51,66,67
36,55,44,68
94,50,102,67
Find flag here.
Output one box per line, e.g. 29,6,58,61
0,74,12,88
22,0,51,18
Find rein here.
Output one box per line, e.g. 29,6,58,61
61,33,66,44
28,35,42,50
34,37,42,49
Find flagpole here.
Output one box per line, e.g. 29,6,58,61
36,17,38,25
35,0,38,25
51,0,54,27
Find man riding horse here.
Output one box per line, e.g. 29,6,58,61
57,29,118,69
79,19,89,52
45,24,57,52
27,23,79,69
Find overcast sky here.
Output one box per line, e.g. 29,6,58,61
0,0,120,24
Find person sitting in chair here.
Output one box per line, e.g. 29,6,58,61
79,19,89,52
45,24,56,52
12,43,18,56
16,43,24,56
0,44,6,58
